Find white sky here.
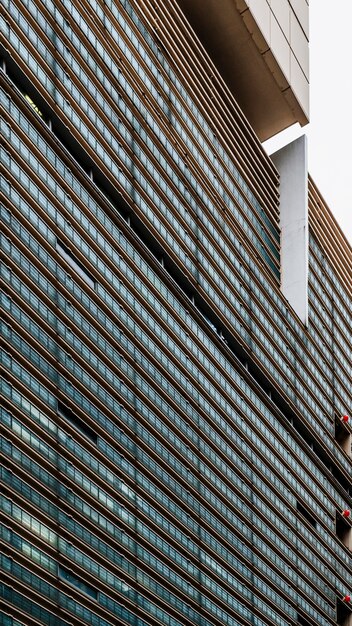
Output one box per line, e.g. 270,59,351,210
264,0,352,245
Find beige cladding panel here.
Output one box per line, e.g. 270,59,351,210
290,0,309,37
291,52,309,117
270,0,290,39
247,0,309,119
290,11,309,78
270,14,291,81
246,0,271,42
270,0,309,39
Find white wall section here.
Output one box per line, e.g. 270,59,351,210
271,136,309,324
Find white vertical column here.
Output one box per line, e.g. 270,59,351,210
271,135,308,324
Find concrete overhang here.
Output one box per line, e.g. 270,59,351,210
178,0,309,141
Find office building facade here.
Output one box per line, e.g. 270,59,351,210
0,1,351,625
